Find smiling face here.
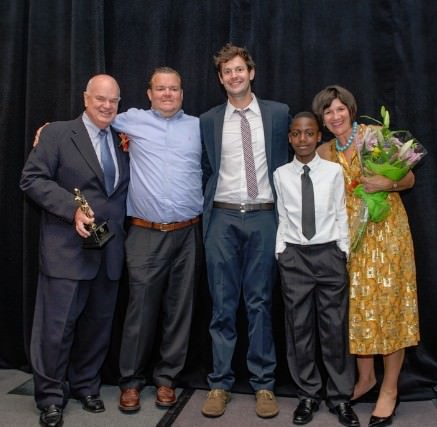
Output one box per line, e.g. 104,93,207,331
289,116,321,164
147,71,183,118
83,75,120,129
218,55,255,102
322,98,353,140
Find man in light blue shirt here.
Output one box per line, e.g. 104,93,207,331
113,67,203,412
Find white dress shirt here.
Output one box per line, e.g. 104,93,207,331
214,95,274,203
273,153,349,256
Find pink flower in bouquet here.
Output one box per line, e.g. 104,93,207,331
358,106,427,183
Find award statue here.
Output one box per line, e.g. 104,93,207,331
74,188,114,248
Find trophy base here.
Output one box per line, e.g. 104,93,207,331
83,221,115,249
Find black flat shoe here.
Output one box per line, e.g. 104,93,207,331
368,397,399,427
293,398,319,425
351,383,378,405
80,395,105,413
39,404,63,427
329,402,360,427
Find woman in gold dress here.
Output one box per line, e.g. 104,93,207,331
312,85,420,427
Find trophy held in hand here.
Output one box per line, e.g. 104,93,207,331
74,188,114,248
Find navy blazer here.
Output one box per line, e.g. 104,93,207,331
20,116,130,281
200,98,290,238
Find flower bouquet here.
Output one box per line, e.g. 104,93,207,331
350,106,427,250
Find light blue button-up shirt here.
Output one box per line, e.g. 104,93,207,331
113,108,203,222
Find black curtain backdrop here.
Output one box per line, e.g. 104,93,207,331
1,0,436,400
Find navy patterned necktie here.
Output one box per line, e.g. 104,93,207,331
301,165,316,239
236,109,259,199
99,129,115,194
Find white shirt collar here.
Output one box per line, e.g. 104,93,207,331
82,112,107,138
292,152,321,172
224,93,261,120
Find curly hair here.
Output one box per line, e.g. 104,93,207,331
213,43,255,75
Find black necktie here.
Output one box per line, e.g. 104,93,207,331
99,129,115,194
301,165,316,239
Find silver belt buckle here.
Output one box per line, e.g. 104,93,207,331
239,203,246,213
160,222,170,231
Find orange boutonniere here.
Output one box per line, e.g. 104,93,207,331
118,132,130,152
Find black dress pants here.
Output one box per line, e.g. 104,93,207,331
278,242,355,406
31,262,118,409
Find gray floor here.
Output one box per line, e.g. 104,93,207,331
1,369,172,427
2,369,437,426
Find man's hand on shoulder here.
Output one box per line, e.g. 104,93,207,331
33,123,50,147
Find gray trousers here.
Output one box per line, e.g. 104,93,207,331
119,222,202,389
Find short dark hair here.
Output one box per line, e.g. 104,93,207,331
213,43,256,75
290,111,320,130
148,66,182,89
312,85,357,124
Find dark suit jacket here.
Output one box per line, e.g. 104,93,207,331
200,98,290,238
20,115,130,281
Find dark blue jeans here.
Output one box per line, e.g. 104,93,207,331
205,207,277,391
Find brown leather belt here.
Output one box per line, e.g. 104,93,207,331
213,201,274,212
131,216,200,232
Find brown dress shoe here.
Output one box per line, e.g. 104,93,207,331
201,389,231,417
255,389,279,418
119,388,140,412
155,385,177,407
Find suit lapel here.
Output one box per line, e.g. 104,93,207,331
213,105,226,169
70,117,105,187
258,99,273,170
110,129,127,191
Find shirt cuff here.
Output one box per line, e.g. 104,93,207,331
275,241,286,259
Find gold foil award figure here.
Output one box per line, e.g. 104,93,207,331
74,188,114,248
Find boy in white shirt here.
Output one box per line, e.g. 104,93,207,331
274,112,358,427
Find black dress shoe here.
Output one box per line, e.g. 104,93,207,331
368,414,393,427
293,398,320,425
329,402,360,427
80,395,105,413
368,397,399,427
39,404,63,427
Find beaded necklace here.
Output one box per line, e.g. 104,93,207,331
335,121,358,152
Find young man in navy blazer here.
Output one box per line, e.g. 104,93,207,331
200,43,290,419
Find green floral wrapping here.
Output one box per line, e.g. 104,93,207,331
353,184,389,222
353,106,427,229
349,200,369,252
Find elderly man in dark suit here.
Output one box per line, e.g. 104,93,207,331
200,43,290,419
20,74,130,427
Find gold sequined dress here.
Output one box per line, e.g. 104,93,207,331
323,128,420,355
